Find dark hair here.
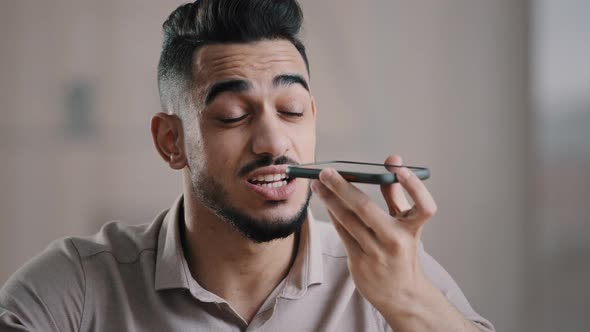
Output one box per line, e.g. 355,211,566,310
157,0,309,115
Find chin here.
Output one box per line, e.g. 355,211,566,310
245,187,311,217
251,200,303,220
214,187,312,243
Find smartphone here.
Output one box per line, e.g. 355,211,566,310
286,160,430,185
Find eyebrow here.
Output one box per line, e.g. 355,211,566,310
203,74,310,106
204,80,252,105
273,74,309,92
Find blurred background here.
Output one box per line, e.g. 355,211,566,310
0,0,588,331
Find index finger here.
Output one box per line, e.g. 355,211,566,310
318,168,391,234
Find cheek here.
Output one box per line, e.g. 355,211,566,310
183,125,205,171
200,129,248,174
294,119,316,161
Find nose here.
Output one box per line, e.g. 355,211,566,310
250,112,291,158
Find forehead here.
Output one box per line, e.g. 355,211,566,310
192,39,309,88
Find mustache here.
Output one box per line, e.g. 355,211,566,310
238,155,299,177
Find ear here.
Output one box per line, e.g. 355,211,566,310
150,112,187,170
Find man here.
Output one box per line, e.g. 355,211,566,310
0,0,495,331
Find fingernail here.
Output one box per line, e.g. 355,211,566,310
320,168,333,181
398,167,410,180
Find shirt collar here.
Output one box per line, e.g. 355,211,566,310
154,195,191,291
154,195,325,298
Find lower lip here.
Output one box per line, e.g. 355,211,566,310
244,178,297,200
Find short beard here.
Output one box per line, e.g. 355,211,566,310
191,159,312,243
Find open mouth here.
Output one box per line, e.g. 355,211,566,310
247,172,294,188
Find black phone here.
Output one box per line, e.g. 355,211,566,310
286,160,430,185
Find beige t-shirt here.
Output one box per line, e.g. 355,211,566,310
0,195,494,331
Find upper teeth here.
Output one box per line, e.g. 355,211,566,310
251,173,288,183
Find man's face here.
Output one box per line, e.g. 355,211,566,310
184,39,316,243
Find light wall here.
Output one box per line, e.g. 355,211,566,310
530,0,590,330
0,1,532,331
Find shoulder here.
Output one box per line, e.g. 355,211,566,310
2,238,86,296
0,212,167,331
0,238,86,331
417,243,496,331
5,215,164,288
71,212,165,263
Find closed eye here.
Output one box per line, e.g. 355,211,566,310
219,114,249,123
280,111,304,117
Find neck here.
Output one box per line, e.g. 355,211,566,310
180,185,300,313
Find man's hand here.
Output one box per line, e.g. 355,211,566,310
312,155,480,332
